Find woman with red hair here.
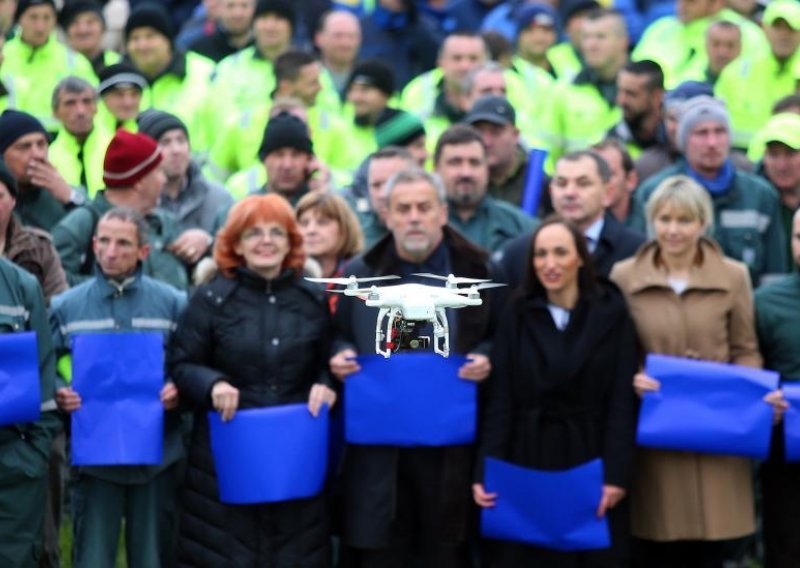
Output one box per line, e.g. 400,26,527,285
169,194,336,567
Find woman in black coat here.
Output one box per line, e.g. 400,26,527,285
473,216,639,567
169,194,337,567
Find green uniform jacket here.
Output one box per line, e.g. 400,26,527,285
755,272,800,381
541,70,621,170
51,191,189,290
208,103,357,182
2,34,96,131
50,269,187,483
205,46,274,137
134,51,215,153
448,196,537,252
401,67,533,127
15,186,81,232
636,162,787,284
0,71,33,114
632,9,769,88
545,42,583,83
715,49,800,150
0,258,60,526
48,124,114,199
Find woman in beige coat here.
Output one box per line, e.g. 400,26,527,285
610,175,784,568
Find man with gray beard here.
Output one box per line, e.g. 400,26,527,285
434,124,534,252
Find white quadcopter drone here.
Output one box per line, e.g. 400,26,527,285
307,273,504,358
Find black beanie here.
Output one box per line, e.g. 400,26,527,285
97,62,148,95
59,1,104,30
137,109,188,142
258,112,313,160
346,60,395,97
254,0,296,28
0,110,48,155
0,160,18,198
125,2,175,45
15,0,56,21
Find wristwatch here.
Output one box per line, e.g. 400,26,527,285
68,188,87,206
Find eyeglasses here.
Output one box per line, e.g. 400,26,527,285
241,227,289,242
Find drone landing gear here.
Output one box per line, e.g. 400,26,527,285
374,308,450,358
433,307,450,358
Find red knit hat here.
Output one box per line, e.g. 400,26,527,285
103,130,163,188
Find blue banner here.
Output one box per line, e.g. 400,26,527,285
637,354,778,459
0,331,40,426
783,382,800,462
209,404,329,504
521,148,549,216
482,457,610,551
345,353,476,446
71,333,164,466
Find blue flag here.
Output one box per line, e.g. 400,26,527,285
345,353,475,446
637,354,778,459
482,457,610,551
521,148,549,216
71,332,164,466
0,331,40,426
209,404,329,504
782,382,800,462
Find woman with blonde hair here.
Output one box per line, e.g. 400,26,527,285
296,192,364,279
610,175,784,567
170,193,336,567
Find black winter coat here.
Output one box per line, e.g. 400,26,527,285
478,280,638,567
333,227,503,548
169,268,333,567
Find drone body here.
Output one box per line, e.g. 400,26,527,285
307,274,504,358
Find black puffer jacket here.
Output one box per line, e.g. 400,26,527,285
169,267,333,567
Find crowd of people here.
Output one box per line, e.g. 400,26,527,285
0,0,799,566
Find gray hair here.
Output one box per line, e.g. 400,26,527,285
462,61,505,95
52,76,96,111
645,175,715,236
383,168,447,204
97,207,149,247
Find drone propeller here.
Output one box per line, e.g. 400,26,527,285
450,282,507,293
306,275,400,285
412,273,490,285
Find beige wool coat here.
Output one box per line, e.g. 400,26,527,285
610,238,762,542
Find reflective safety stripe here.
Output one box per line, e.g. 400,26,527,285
59,318,115,335
0,304,28,319
131,318,177,331
41,400,57,412
719,210,770,232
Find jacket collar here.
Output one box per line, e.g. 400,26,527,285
624,237,735,294
124,50,187,84
234,266,297,291
96,265,143,297
362,225,489,276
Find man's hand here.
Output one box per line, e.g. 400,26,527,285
211,380,239,422
28,158,73,203
56,387,82,413
330,349,360,381
473,483,497,508
307,158,332,193
160,382,179,410
459,353,491,382
633,372,660,398
168,228,212,265
308,384,337,417
597,484,626,518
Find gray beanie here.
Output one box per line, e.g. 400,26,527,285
676,96,730,152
